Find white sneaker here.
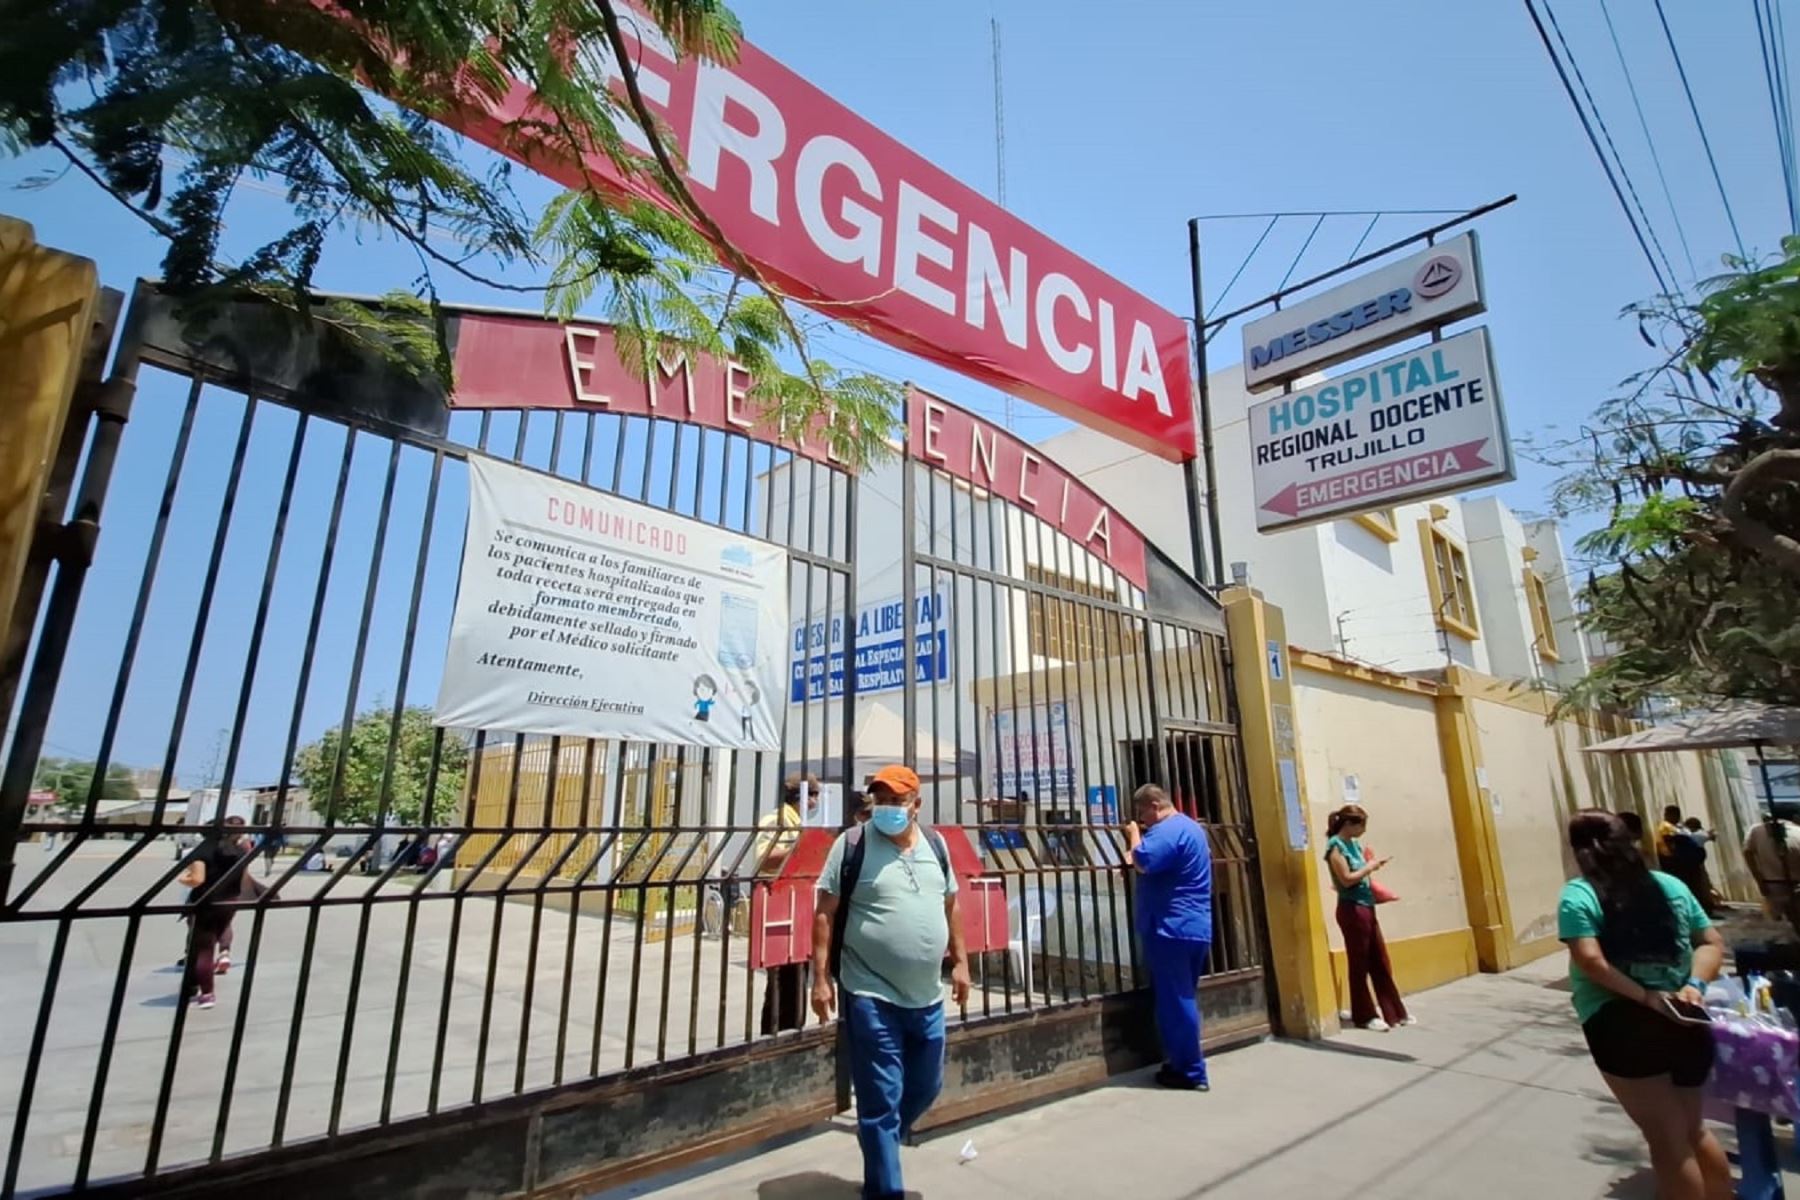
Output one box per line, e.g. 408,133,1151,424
1398,1015,1419,1027
1360,1018,1391,1032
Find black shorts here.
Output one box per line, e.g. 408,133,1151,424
1582,998,1716,1086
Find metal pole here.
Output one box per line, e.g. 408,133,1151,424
900,390,918,766
1186,219,1225,588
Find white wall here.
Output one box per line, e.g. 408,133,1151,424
1462,497,1539,682
1523,518,1591,687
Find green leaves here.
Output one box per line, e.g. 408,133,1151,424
32,757,138,809
1,0,898,464
293,705,468,827
1551,242,1800,714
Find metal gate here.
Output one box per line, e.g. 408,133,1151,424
0,285,1267,1200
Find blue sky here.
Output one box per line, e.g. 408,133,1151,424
3,0,1788,790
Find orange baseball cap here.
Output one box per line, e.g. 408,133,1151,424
870,764,920,794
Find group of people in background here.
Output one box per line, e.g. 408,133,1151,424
1656,805,1725,916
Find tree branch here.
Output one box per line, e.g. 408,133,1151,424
592,0,825,394
1720,447,1800,579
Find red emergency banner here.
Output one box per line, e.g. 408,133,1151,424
428,8,1198,462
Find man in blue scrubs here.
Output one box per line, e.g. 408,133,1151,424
1125,784,1214,1091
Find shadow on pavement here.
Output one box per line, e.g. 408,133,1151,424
1281,1038,1418,1065
752,1172,863,1198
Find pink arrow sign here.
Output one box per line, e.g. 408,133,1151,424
1261,439,1493,519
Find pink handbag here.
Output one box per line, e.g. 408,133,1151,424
1364,845,1399,904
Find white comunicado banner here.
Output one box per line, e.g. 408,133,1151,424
434,456,789,750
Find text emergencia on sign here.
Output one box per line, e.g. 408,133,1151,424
1240,232,1486,393
1248,327,1512,533
416,7,1196,460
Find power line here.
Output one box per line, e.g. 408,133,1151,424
1542,0,1681,290
1276,214,1328,292
1777,0,1799,228
1755,0,1800,233
1597,0,1701,280
1524,0,1672,295
1653,0,1750,260
1188,207,1469,220
1205,215,1278,319
1343,214,1382,264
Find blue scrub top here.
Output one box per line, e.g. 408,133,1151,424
1132,811,1213,942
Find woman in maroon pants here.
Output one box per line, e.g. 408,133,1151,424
1324,805,1411,1032
177,819,249,1009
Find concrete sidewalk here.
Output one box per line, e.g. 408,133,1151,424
595,954,1800,1200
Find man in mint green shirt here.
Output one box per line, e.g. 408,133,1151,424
810,765,970,1200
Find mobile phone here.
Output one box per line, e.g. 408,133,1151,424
1660,995,1714,1026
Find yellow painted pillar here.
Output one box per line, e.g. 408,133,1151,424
1221,586,1336,1040
1433,667,1515,972
0,217,97,642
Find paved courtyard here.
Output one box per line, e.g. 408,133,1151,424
591,954,1800,1200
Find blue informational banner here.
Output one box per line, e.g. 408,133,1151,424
1086,784,1117,824
788,586,950,703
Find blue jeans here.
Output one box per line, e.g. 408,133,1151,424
1145,934,1211,1085
845,993,946,1199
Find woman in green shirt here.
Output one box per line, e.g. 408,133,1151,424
1558,809,1730,1200
1323,805,1409,1031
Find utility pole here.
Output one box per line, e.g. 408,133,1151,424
991,16,1015,433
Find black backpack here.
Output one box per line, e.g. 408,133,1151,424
827,824,950,982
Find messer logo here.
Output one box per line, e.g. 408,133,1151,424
1413,255,1463,300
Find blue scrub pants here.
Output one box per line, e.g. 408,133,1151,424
845,992,946,1199
1145,934,1211,1085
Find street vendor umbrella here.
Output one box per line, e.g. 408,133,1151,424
791,701,978,784
1583,704,1800,810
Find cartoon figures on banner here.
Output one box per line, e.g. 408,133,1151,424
737,679,760,740
692,674,718,723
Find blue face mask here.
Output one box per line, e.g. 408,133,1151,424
871,805,911,836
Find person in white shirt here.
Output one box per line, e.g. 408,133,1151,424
1743,804,1800,928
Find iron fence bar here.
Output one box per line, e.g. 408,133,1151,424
269,426,383,1147
328,442,438,1134
610,412,630,499
429,729,490,1114
622,745,658,1071
656,746,695,1061
645,416,664,503
2,366,196,1196
685,748,713,1057
2,921,70,1199
209,408,313,1159
554,737,601,1084
581,410,597,485
982,489,1018,1013
379,733,441,1124
1017,516,1050,1000
141,389,263,1178
589,744,636,1077
1104,598,1144,982
472,735,529,1102
513,735,564,1096
1078,564,1128,993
